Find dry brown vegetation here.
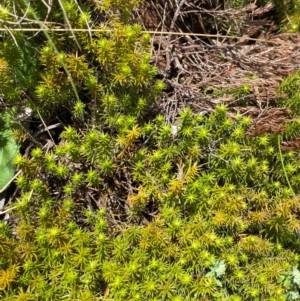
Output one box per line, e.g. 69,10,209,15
134,0,300,141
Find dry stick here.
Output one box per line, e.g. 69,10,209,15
153,1,167,68
36,110,55,144
0,206,17,215
33,123,62,138
15,0,31,25
0,4,59,26
4,25,19,47
0,170,22,195
163,0,187,122
73,0,92,40
41,0,52,10
31,0,53,38
0,27,297,47
165,0,187,76
0,189,33,215
57,0,81,50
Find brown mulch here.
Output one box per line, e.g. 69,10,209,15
133,0,300,146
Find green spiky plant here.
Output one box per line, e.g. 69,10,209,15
1,0,300,301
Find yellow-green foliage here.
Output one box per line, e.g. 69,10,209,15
4,105,300,300
273,0,300,32
1,1,300,301
0,202,108,300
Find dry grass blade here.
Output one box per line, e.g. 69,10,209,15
57,0,81,50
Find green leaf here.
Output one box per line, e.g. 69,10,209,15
284,278,291,289
215,279,223,287
292,268,300,286
0,119,19,191
215,260,226,277
205,271,215,278
287,291,300,300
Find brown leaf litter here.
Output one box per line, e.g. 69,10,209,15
134,0,300,149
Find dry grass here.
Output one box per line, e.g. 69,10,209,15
134,0,300,143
